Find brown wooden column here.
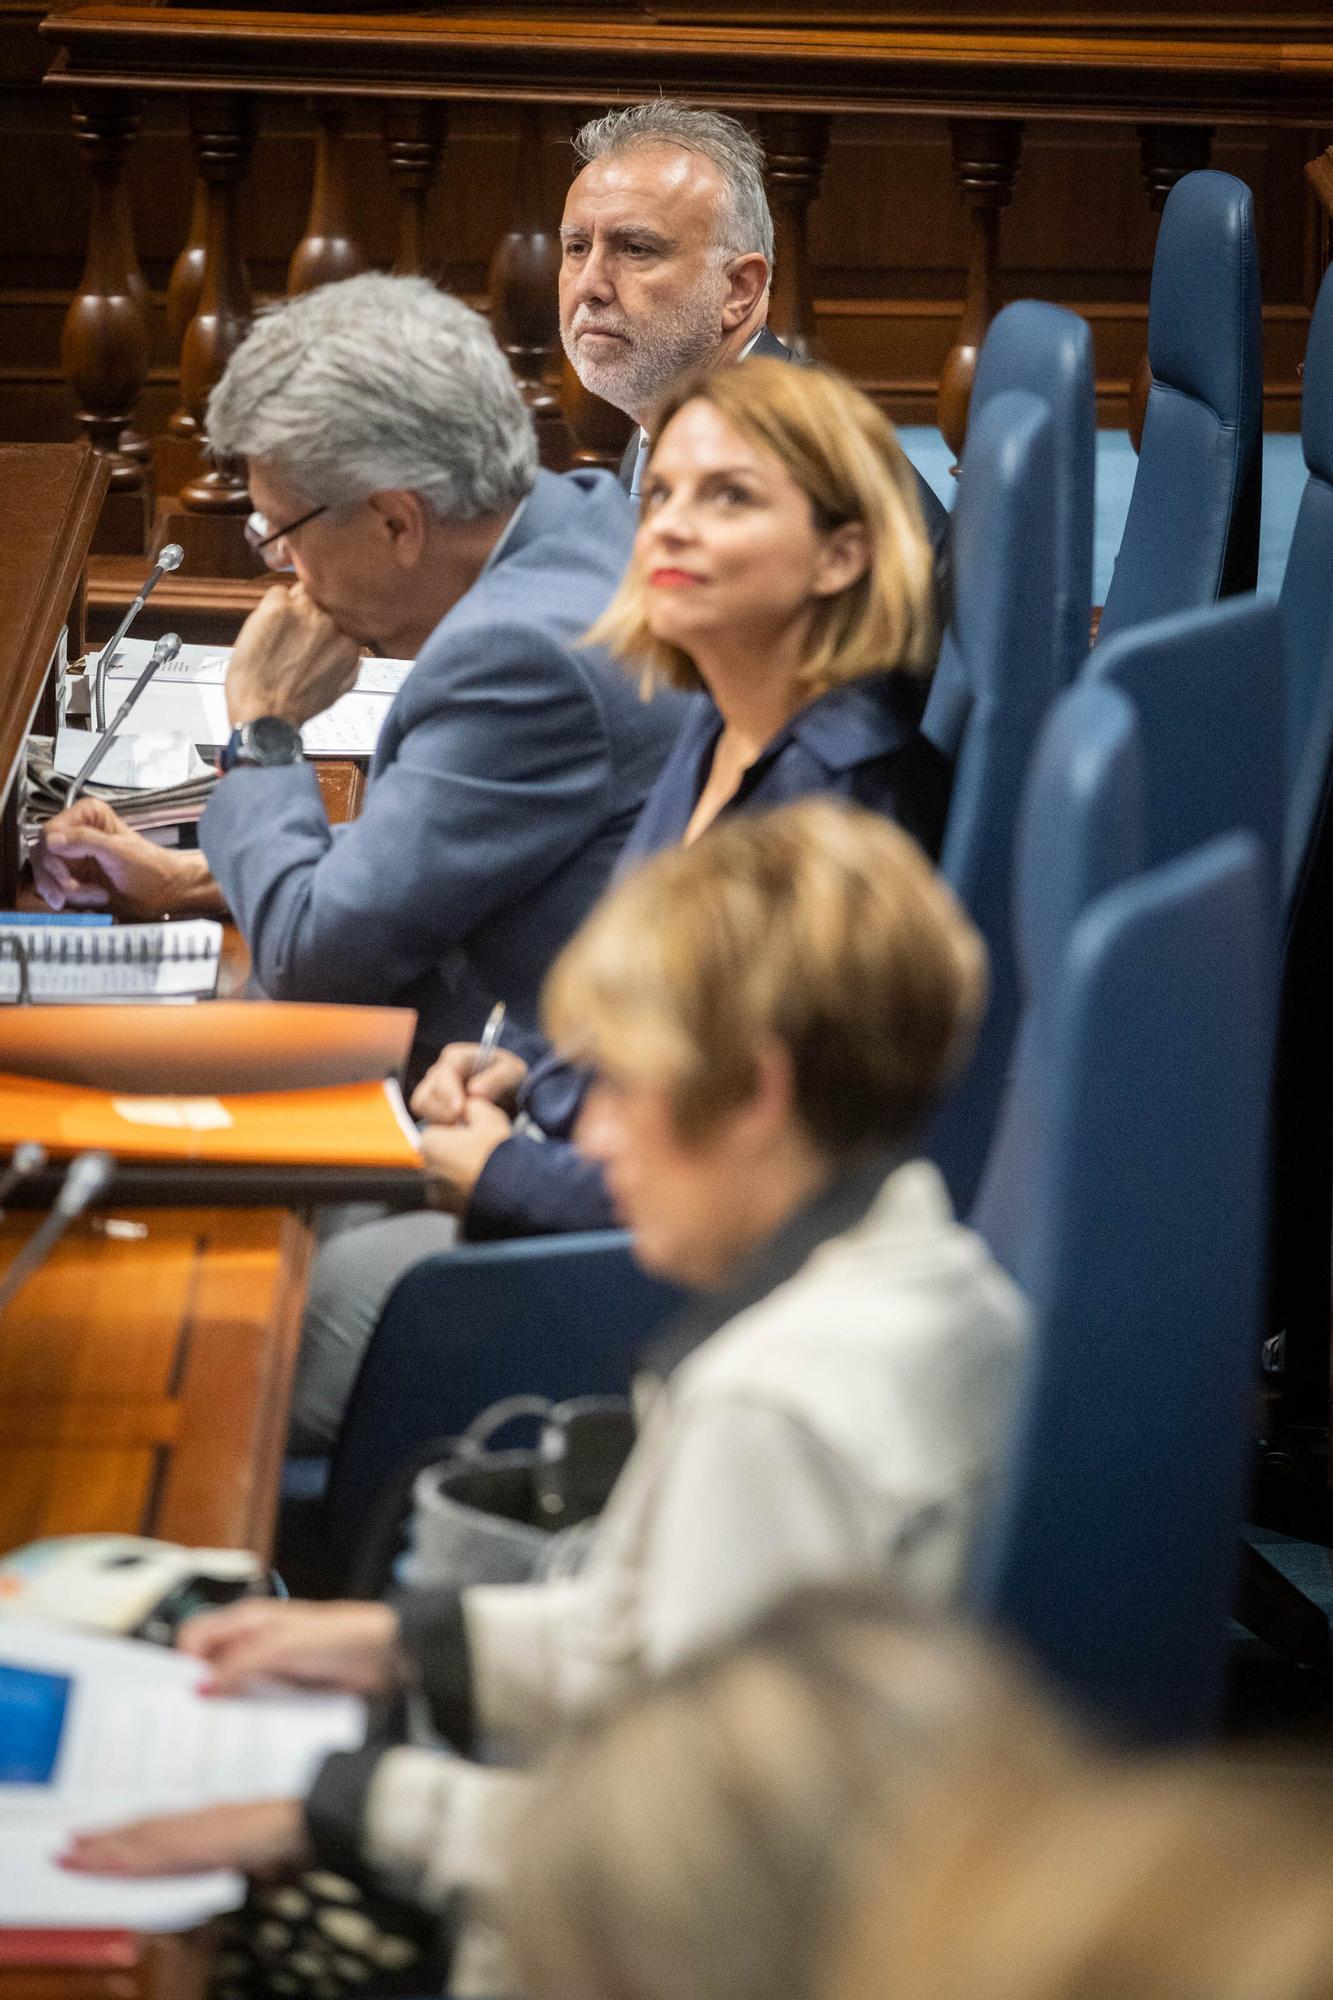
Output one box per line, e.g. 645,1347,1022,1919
157,179,209,496
60,92,153,555
938,118,1024,462
488,106,567,466
288,102,369,295
1128,125,1215,448
157,95,258,575
382,102,447,277
759,111,831,360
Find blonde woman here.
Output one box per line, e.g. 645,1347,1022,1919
412,357,948,1230
841,1758,1333,2000
63,803,1025,1970
297,359,951,1447
501,1588,1078,2000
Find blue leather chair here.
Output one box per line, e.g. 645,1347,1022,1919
1097,170,1262,647
1277,258,1333,906
970,739,1274,1743
923,388,1063,1212
924,300,1094,754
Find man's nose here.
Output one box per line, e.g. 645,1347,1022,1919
572,244,616,306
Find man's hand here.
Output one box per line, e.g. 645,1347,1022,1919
419,1098,514,1211
177,1598,402,1698
410,1042,529,1126
33,797,222,919
226,582,362,730
60,1799,309,1881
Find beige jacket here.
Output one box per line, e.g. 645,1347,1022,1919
309,1160,1029,1950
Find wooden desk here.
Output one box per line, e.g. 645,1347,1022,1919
0,1204,312,1561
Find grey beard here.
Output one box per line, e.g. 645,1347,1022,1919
561,300,727,420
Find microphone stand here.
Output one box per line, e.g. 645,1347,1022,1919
66,631,183,809
0,1151,116,1317
91,541,184,731
0,1143,47,1220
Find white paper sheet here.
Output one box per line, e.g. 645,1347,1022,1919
0,1619,366,1930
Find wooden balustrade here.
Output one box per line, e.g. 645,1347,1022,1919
33,0,1332,582
288,101,368,295
59,91,153,555
938,118,1024,463
1127,123,1215,448
157,94,258,575
382,101,447,277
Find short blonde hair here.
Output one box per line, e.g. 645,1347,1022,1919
842,1760,1333,2000
587,360,937,701
543,799,985,1154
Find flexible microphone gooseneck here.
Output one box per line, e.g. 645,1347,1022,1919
0,1142,47,1219
0,1150,116,1317
91,542,184,732
67,630,184,808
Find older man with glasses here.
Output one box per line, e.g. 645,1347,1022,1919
33,273,685,1080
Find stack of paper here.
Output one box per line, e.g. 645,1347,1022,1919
0,1620,366,1930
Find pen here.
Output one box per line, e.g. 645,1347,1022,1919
469,1002,507,1085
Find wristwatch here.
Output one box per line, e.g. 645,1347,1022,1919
220,716,305,773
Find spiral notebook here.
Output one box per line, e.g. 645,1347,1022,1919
0,922,223,1003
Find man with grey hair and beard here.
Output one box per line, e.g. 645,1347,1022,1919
34,275,684,1085
560,101,949,558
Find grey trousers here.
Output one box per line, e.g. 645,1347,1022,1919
289,1206,459,1453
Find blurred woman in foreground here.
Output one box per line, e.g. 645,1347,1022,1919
62,801,1025,1975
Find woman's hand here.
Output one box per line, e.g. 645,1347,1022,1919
410,1042,528,1125
177,1598,402,1698
60,1799,309,1880
419,1100,514,1212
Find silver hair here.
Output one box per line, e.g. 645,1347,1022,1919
573,102,774,268
206,274,539,521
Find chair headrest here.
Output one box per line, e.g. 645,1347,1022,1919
1303,260,1333,482
1147,171,1260,422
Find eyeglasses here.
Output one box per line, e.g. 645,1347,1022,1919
244,503,328,571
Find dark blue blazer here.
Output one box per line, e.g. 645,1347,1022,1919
465,671,950,1240
201,469,685,1080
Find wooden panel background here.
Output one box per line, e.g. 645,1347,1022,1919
0,0,1323,444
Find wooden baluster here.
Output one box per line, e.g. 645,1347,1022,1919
381,101,447,277
156,177,209,496
60,92,153,555
288,102,369,296
1128,125,1214,449
938,118,1024,463
759,112,831,360
488,106,568,467
561,355,632,472
157,95,257,575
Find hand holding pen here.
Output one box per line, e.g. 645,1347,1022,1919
410,1004,530,1127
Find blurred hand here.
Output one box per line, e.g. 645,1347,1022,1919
419,1098,514,1211
410,1042,529,1126
60,1799,308,1880
177,1597,401,1698
33,797,220,918
226,582,362,729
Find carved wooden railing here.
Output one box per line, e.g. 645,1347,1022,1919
37,5,1333,578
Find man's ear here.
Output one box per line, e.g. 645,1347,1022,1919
812,520,872,599
721,252,770,332
367,489,430,570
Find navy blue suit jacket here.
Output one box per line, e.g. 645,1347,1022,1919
201,469,685,1077
465,671,950,1239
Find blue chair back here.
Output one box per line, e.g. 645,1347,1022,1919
1280,259,1333,904
922,389,1062,1211
970,831,1274,1743
925,302,1093,754
1098,170,1262,646
1086,593,1284,894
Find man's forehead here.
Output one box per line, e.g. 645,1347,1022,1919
563,144,726,239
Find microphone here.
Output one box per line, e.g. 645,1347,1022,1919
0,1150,115,1317
66,630,183,808
0,1142,47,1218
91,542,184,731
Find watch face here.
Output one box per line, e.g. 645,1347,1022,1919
248,717,302,763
